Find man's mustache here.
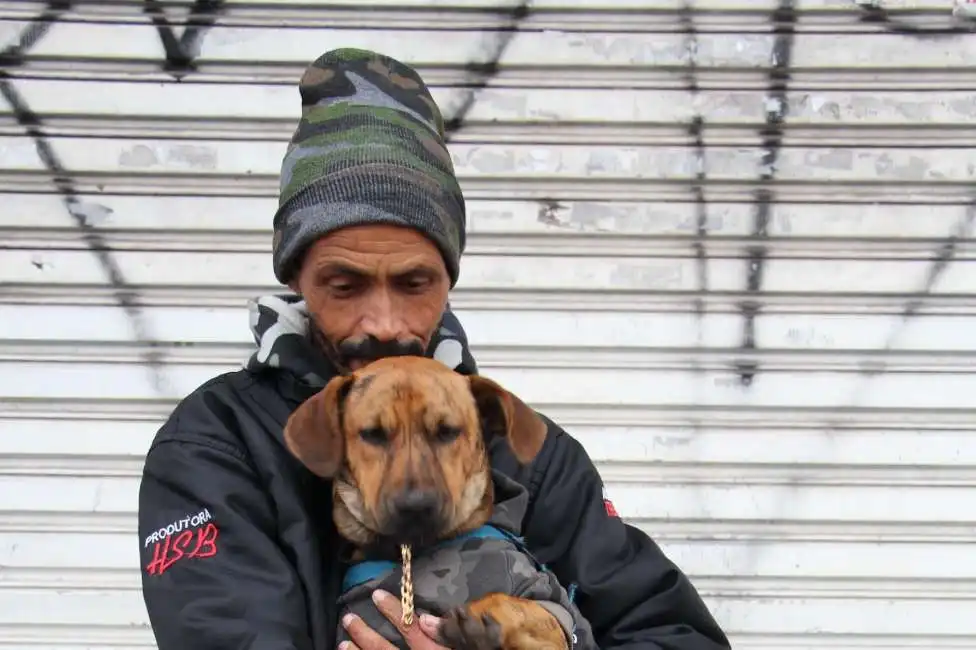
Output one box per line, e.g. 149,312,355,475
337,336,425,365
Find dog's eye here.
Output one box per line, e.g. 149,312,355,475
434,424,462,444
359,427,388,446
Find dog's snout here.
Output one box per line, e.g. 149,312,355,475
392,489,440,519
383,488,446,545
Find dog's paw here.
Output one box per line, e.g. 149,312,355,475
438,606,503,650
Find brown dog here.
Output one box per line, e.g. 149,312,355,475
284,356,577,650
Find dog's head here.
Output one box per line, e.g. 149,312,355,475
283,356,547,549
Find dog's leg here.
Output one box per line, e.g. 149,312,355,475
439,593,569,650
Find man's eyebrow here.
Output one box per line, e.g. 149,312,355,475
391,263,441,277
314,262,371,277
312,260,441,278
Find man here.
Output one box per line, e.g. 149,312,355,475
138,48,730,650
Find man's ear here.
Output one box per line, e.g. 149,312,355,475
283,375,354,477
468,375,547,464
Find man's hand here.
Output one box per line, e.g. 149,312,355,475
340,590,450,650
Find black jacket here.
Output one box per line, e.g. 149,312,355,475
138,298,730,650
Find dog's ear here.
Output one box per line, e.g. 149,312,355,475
283,374,354,478
468,375,547,464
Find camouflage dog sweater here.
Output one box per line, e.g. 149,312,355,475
336,471,597,650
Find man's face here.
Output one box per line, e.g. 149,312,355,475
290,224,451,373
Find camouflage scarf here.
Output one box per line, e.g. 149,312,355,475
243,293,478,388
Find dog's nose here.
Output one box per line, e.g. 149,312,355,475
391,489,440,520
384,489,446,543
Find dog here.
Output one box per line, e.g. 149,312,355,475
283,356,595,650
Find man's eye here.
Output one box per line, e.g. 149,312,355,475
327,279,358,295
398,275,431,292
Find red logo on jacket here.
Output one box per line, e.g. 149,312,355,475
143,508,220,576
602,485,619,518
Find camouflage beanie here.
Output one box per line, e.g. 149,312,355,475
272,48,466,286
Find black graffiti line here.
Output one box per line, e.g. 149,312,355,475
732,6,971,575
0,82,168,391
443,0,530,139
856,2,975,38
0,3,170,393
143,0,226,77
0,0,71,60
673,3,713,526
736,200,976,577
679,2,709,325
885,199,976,349
736,0,797,386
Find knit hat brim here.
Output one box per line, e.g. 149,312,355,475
273,162,464,286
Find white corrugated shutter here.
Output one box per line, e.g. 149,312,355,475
1,1,974,648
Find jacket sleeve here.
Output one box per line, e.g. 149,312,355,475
138,435,313,650
507,547,599,650
522,418,731,650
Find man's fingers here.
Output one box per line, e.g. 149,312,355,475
419,613,442,638
338,643,360,650
343,612,396,650
372,590,412,634
372,590,448,649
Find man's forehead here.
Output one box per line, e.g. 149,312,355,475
305,225,441,258
303,246,445,282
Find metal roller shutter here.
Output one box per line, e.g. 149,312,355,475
1,1,973,648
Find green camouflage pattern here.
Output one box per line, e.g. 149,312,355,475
272,48,466,285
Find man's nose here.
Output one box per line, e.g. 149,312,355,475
360,289,405,340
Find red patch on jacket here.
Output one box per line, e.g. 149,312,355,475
143,509,220,576
602,486,620,518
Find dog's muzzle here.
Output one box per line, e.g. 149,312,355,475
383,489,447,545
